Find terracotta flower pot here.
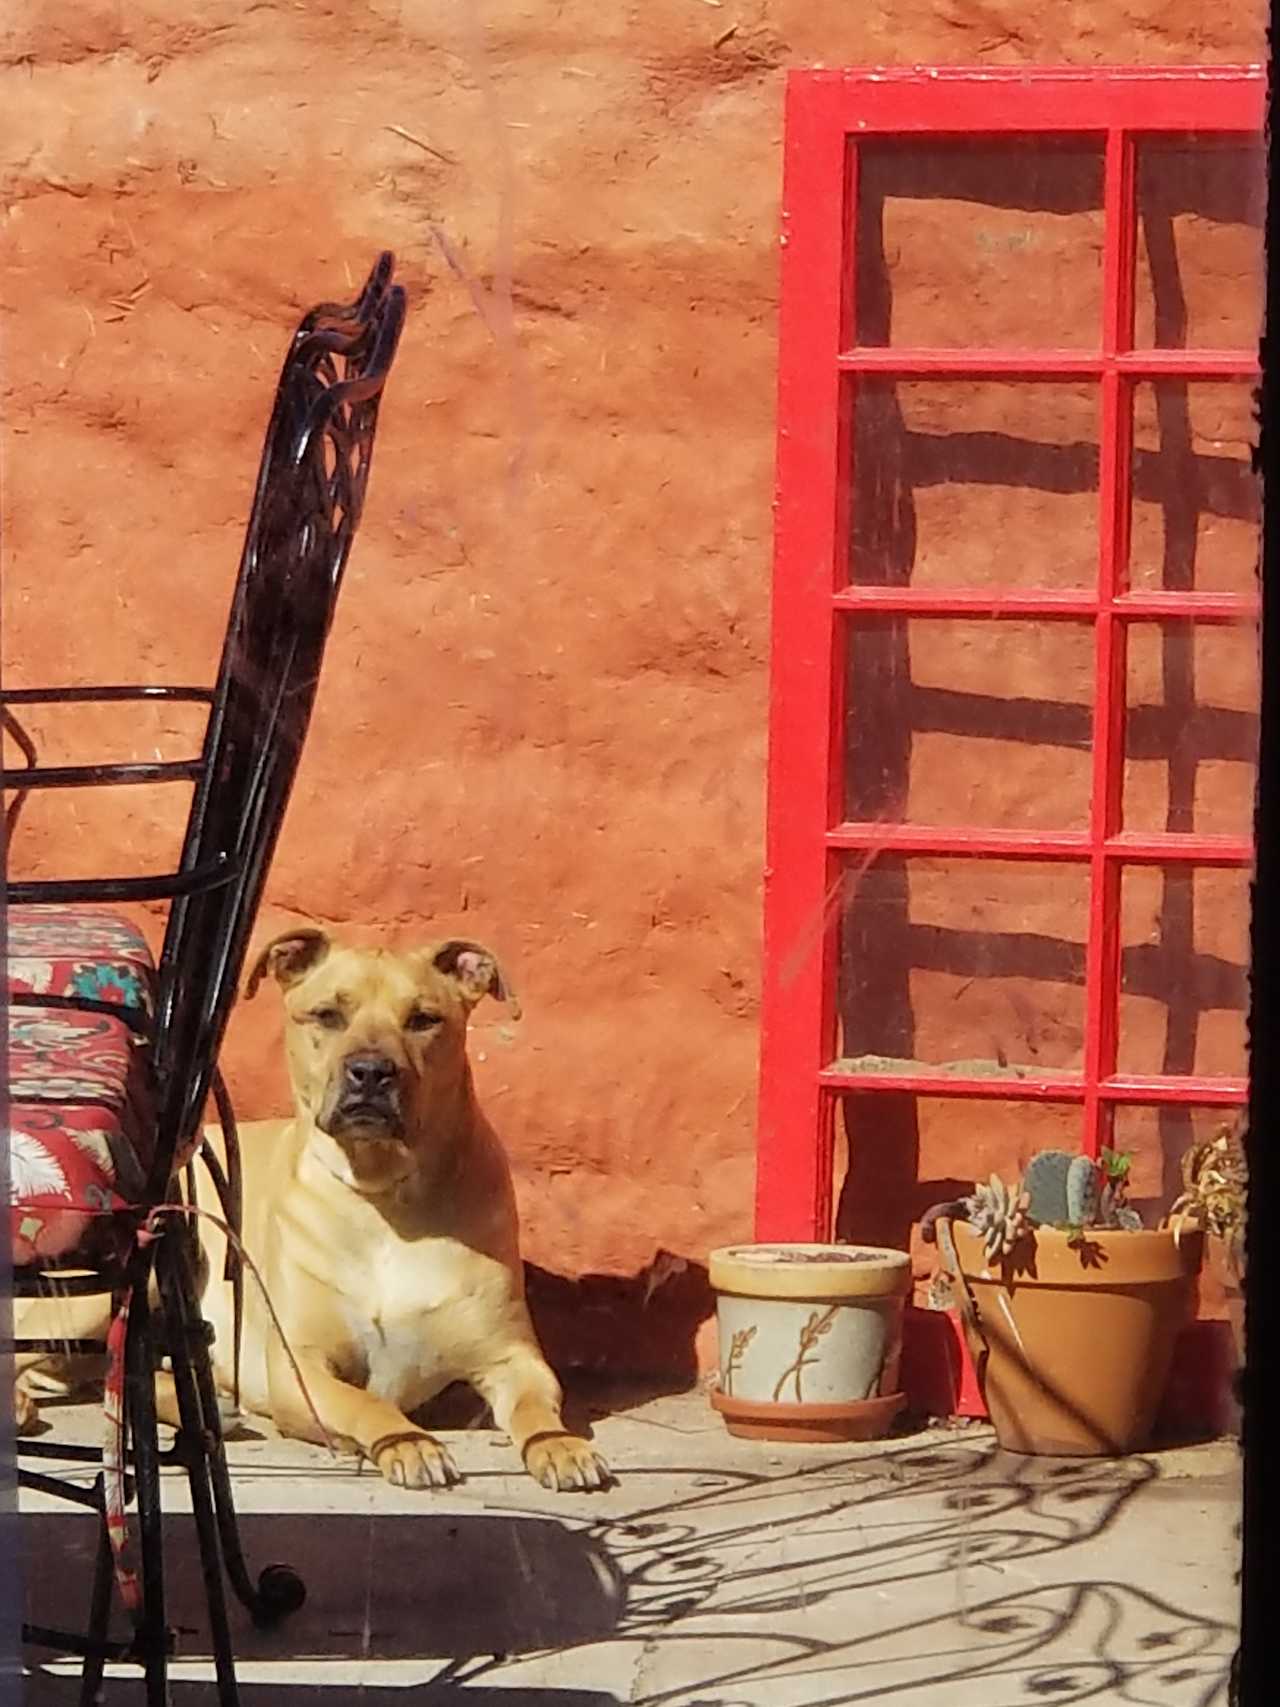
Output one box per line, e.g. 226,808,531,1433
708,1243,910,1443
948,1221,1204,1457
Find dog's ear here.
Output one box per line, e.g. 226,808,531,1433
430,940,519,1016
244,929,331,1000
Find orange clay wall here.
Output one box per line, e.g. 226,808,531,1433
1,4,1262,1381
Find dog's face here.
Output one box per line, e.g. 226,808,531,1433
246,930,513,1179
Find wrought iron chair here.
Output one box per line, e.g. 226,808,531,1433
2,251,407,1703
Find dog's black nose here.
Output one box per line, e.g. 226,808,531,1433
343,1055,398,1096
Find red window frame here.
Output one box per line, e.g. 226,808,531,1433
757,66,1263,1243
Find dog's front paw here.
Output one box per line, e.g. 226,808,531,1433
14,1384,40,1437
525,1433,612,1493
369,1431,460,1490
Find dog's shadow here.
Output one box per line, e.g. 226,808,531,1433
24,1507,626,1664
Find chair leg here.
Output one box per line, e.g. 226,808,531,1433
155,1239,240,1707
76,1478,116,1707
124,1275,171,1706
161,1235,306,1632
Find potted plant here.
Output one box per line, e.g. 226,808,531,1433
707,1243,911,1443
922,1148,1203,1456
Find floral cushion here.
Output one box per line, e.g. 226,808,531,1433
7,1006,154,1267
5,904,156,1018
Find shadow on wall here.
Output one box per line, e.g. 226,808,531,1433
836,141,1261,1251
526,1253,713,1393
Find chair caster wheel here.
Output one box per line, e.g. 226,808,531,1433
252,1564,306,1627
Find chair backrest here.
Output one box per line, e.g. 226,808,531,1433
149,253,407,1182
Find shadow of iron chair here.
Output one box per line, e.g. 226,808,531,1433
2,251,407,1704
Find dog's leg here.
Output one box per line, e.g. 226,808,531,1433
13,1290,111,1391
152,1367,244,1437
13,1291,111,1432
266,1344,459,1489
14,1382,40,1437
154,1372,182,1430
474,1346,611,1492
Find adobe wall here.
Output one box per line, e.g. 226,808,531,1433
2,3,1263,1376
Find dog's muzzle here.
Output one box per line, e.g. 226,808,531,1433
326,1053,405,1137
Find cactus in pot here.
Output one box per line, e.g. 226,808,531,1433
924,1148,1146,1263
921,1143,1203,1456
1020,1149,1107,1231
1019,1149,1072,1226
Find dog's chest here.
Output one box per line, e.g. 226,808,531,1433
346,1308,442,1406
340,1237,504,1408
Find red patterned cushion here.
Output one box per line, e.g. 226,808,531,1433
6,904,156,1018
7,1006,154,1266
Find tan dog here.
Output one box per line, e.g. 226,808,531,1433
195,928,610,1492
15,930,610,1495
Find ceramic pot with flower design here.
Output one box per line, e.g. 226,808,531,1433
708,1243,911,1442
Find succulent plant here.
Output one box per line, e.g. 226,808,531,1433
1169,1122,1246,1269
921,1142,1150,1306
1094,1148,1144,1229
1019,1147,1145,1233
1097,1177,1143,1231
1021,1149,1073,1226
964,1173,1030,1264
1100,1146,1132,1184
1066,1153,1101,1225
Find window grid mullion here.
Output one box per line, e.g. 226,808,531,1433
1081,128,1138,1157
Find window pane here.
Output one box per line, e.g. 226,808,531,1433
843,617,1095,829
1123,621,1258,836
835,1092,1081,1254
1129,381,1259,596
1134,140,1264,351
837,856,1088,1074
855,141,1104,348
1117,865,1249,1079
849,379,1100,590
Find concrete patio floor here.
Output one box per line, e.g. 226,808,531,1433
20,1386,1240,1705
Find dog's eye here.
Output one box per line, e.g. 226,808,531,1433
310,1006,347,1030
405,1011,443,1033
